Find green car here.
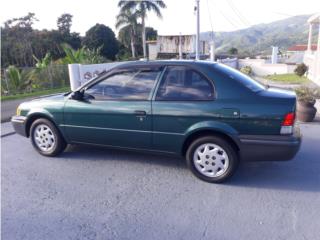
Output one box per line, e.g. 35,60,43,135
11,61,301,183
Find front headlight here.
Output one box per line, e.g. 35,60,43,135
16,107,21,116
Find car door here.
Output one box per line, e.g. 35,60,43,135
63,66,163,149
151,65,220,153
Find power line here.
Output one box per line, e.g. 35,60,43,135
226,0,251,27
206,0,214,41
216,8,240,29
208,0,242,29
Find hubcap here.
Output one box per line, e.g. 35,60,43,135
193,143,229,177
33,124,56,152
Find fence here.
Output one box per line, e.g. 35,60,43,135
1,65,69,96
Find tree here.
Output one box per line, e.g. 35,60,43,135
118,25,157,58
4,12,38,29
294,63,308,77
118,0,166,58
82,24,119,60
57,13,73,34
116,9,139,58
1,13,38,67
6,66,31,93
228,47,238,55
1,13,81,67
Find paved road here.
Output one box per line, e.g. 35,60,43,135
1,99,32,123
1,124,320,240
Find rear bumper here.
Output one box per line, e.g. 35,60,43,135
239,127,301,161
11,116,27,137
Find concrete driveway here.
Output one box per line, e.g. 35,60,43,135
1,123,320,240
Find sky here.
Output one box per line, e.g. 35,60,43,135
1,0,319,36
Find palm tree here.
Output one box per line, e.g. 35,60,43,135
115,10,139,58
118,0,166,59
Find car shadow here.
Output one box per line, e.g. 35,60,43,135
227,159,320,192
59,137,320,193
228,131,320,192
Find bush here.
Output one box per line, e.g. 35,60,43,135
295,86,320,103
294,63,308,77
240,66,252,75
1,65,69,96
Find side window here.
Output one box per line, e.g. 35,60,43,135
86,68,161,100
156,66,214,101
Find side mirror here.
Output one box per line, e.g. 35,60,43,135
70,90,84,101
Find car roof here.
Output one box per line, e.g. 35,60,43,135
116,60,218,69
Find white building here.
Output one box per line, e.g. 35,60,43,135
147,34,210,59
303,13,320,85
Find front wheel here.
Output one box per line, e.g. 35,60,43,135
186,136,239,183
30,118,67,157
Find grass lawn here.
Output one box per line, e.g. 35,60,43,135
1,87,70,101
265,73,309,84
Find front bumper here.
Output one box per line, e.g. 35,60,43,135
11,116,27,137
239,127,301,161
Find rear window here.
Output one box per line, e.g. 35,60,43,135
215,64,265,92
156,66,214,101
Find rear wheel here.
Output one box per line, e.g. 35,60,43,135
186,136,239,183
30,118,66,156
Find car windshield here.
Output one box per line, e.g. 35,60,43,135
215,64,265,92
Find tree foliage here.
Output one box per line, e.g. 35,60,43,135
118,0,166,58
116,9,140,58
57,13,73,34
1,13,82,67
118,25,157,57
59,44,106,64
228,47,238,55
82,24,119,61
294,63,308,77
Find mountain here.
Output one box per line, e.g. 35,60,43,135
201,14,313,56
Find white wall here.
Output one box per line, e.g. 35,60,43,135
304,52,320,86
68,62,124,90
239,59,296,76
217,58,238,68
148,44,158,60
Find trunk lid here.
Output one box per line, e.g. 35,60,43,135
258,87,297,112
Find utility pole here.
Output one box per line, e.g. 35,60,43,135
210,41,215,62
195,0,200,60
179,32,182,60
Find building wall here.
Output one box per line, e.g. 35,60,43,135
217,58,238,68
157,35,209,54
304,52,320,85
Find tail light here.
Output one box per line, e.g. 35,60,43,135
280,112,295,135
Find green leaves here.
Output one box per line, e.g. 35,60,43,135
33,53,52,69
60,44,105,64
295,86,320,103
5,66,31,93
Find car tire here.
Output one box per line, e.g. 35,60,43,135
30,118,67,157
186,136,239,183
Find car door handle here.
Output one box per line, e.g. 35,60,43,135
134,110,147,116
